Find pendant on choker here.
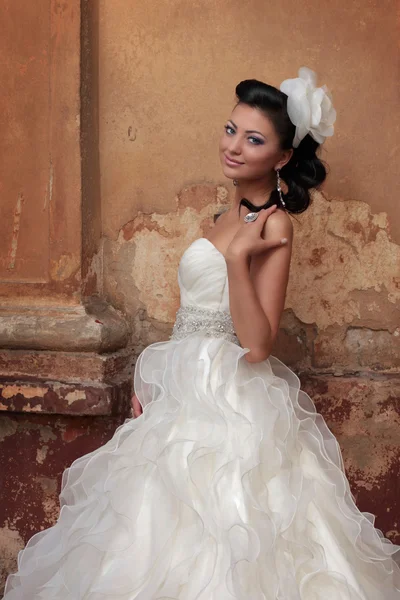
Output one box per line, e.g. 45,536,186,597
243,212,258,223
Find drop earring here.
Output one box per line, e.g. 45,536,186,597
233,179,239,186
276,169,286,209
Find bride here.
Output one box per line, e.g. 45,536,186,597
4,68,400,599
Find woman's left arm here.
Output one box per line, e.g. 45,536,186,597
226,207,293,363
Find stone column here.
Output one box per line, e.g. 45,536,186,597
0,1,132,586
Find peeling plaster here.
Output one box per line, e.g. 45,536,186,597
104,185,399,336
35,476,57,495
348,454,400,498
65,390,86,404
36,445,49,464
325,383,400,478
0,418,17,442
7,192,24,270
0,524,24,588
50,253,81,281
35,476,59,524
2,384,48,400
39,426,57,443
43,158,53,211
83,244,103,296
105,184,230,323
285,194,399,329
300,373,400,534
21,403,43,413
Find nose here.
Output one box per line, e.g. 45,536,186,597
227,135,242,155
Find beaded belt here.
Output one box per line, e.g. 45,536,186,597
170,305,240,345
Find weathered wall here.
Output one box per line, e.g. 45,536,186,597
0,413,123,587
97,0,400,541
0,0,399,592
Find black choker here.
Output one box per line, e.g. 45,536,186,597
239,197,277,213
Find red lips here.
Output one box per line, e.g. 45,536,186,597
224,154,244,166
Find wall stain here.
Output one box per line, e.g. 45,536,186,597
7,193,24,270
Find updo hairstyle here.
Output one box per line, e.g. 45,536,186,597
235,79,327,213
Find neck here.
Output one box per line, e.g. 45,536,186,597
231,176,275,210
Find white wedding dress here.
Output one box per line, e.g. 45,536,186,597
4,237,400,599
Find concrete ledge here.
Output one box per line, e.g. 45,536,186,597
0,298,130,353
0,376,132,417
0,345,134,417
0,347,133,383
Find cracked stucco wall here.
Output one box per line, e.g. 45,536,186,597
100,182,399,545
0,414,122,588
97,174,400,543
92,0,399,549
96,0,399,370
102,184,399,368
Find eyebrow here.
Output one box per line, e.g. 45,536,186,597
228,119,266,139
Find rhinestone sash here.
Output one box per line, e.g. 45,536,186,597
170,305,240,345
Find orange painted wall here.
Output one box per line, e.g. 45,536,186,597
97,0,399,242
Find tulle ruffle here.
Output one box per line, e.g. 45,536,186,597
4,333,400,599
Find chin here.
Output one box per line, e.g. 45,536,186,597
222,172,235,182
220,164,236,181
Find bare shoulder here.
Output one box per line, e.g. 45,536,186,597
262,209,293,240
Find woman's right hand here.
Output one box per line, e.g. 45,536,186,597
131,393,143,418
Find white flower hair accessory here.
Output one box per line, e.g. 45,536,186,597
279,67,336,148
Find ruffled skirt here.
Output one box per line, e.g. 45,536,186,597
4,334,400,599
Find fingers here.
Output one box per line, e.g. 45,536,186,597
251,205,278,230
262,237,288,251
252,236,288,255
131,394,143,418
131,405,142,418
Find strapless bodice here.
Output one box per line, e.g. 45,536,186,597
170,238,239,344
177,238,229,311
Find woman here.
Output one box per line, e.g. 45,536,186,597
5,68,400,599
